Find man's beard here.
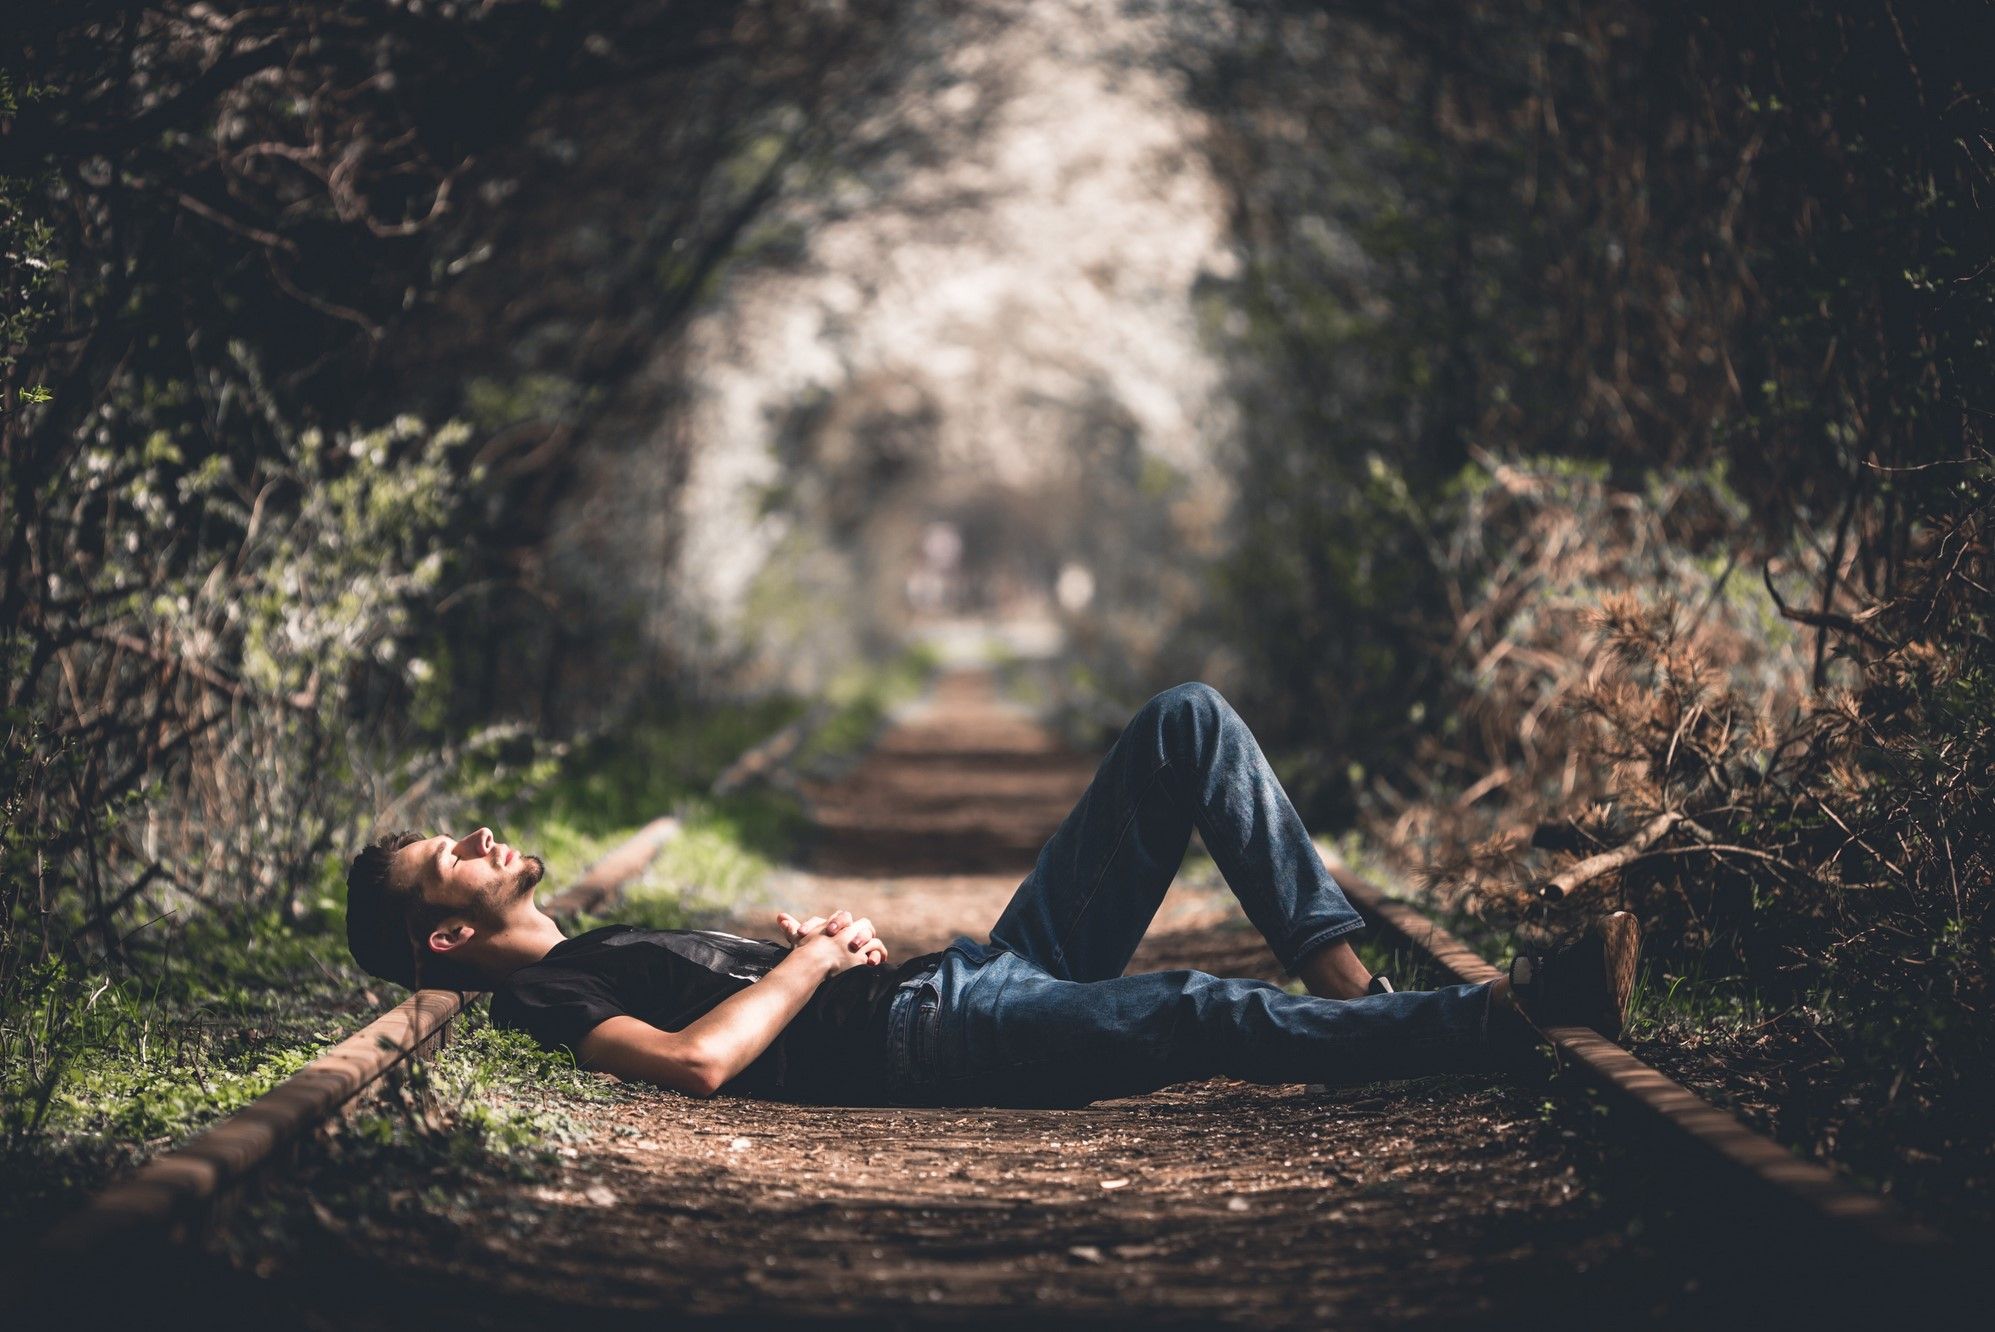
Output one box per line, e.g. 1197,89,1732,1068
509,854,546,902
472,854,545,925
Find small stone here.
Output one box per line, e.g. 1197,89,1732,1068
729,1136,753,1151
1226,1196,1251,1212
1099,1177,1130,1190
1068,1245,1105,1264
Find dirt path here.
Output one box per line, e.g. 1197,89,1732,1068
242,670,1695,1327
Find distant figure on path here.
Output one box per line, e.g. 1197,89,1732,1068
345,684,1639,1105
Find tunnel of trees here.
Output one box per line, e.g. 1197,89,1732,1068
3,0,1990,1233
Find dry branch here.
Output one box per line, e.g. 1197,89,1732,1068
1537,809,1683,901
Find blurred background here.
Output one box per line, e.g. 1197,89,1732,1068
3,0,1990,1240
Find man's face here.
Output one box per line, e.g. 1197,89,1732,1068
391,827,545,924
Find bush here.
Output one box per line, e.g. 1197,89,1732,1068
1351,452,1993,1221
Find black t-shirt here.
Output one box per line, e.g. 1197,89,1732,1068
489,925,938,1103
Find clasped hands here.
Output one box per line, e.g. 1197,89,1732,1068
774,908,889,971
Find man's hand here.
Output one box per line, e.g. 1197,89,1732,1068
775,908,889,968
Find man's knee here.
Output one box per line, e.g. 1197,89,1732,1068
1146,680,1232,728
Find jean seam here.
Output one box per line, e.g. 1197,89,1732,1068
1052,758,1174,973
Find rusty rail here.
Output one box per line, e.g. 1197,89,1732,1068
1324,857,1942,1254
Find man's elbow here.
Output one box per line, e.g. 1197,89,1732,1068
678,1065,726,1099
669,1040,729,1098
584,1026,728,1098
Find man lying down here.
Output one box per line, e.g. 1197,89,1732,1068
344,683,1639,1108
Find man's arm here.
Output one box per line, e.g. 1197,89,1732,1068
575,911,881,1097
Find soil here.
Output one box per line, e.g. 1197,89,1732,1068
202,669,1738,1328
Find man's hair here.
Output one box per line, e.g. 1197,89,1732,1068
345,830,484,991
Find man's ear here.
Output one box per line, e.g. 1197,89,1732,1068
426,920,476,955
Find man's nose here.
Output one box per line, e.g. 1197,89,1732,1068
456,828,495,856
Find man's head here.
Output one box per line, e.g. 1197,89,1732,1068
345,827,546,990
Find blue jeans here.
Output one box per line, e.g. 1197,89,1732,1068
882,682,1495,1108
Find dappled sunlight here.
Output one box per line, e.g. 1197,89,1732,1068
5,0,1991,1308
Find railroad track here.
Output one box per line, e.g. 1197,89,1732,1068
1325,862,1944,1256
33,675,1958,1322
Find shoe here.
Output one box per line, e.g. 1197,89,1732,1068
1508,911,1641,1042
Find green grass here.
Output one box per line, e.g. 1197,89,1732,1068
0,909,370,1245
339,1015,617,1163
1624,956,1769,1042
